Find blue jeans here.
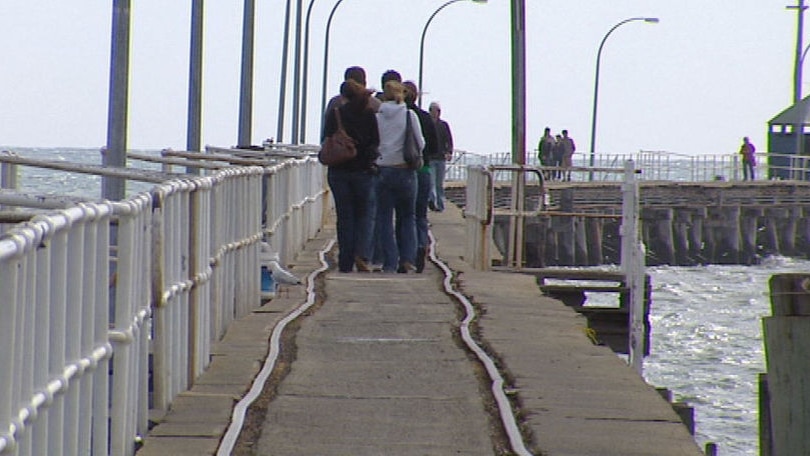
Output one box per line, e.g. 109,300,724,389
416,169,431,249
743,161,755,181
428,159,447,211
328,168,375,272
374,167,417,272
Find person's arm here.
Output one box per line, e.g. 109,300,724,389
444,121,454,154
409,110,425,152
321,97,340,141
421,113,438,160
322,107,337,140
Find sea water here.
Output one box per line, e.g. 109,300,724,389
5,146,804,455
642,258,810,455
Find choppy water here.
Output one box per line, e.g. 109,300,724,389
642,257,810,455
4,147,804,455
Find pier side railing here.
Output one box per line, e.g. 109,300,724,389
463,160,647,372
446,149,804,183
0,149,326,456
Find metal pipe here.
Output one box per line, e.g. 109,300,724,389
300,0,317,144
186,0,204,174
238,0,256,147
319,0,345,138
104,0,132,201
418,0,486,108
588,17,659,181
276,0,293,143
291,0,304,143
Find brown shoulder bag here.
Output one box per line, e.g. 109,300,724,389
318,107,357,166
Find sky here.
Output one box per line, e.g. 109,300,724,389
0,1,801,158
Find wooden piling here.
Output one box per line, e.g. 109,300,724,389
740,208,761,265
762,273,810,456
714,206,740,264
672,209,692,265
574,216,588,265
585,217,603,265
689,208,706,264
760,209,781,256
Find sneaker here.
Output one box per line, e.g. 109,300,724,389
354,256,371,272
428,201,438,212
415,247,426,273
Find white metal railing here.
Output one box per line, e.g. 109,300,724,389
464,160,646,371
446,149,802,183
0,148,326,456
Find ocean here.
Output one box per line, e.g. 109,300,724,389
4,146,802,455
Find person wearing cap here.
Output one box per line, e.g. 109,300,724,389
428,101,453,212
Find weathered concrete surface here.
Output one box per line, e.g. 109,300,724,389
138,203,703,456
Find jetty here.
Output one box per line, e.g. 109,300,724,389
0,148,718,455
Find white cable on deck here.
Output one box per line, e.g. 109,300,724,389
216,239,334,456
427,230,534,456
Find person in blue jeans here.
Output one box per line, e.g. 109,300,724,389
374,80,425,273
428,101,453,212
403,81,438,273
322,78,380,272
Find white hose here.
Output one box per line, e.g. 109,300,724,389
216,239,335,455
427,230,534,456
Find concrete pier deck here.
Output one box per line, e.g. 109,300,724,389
137,203,703,455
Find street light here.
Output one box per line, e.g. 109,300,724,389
417,0,487,108
588,17,659,180
299,0,318,143
319,0,345,133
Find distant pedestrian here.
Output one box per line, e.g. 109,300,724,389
559,129,576,181
374,80,424,273
404,82,438,273
322,79,380,272
739,136,756,181
537,127,555,180
428,101,453,212
552,134,564,180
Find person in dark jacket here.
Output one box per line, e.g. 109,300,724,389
428,101,454,212
403,81,438,272
322,79,380,272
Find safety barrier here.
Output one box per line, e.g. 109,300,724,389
464,161,647,372
446,149,801,183
0,151,326,455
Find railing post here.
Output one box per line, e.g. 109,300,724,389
621,160,646,373
762,273,810,455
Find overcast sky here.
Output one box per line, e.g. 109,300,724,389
0,1,801,158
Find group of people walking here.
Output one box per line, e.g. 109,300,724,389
537,127,576,181
321,66,453,274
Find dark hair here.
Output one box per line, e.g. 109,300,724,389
344,66,366,86
381,69,402,86
341,79,371,111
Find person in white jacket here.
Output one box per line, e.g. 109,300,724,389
373,80,425,273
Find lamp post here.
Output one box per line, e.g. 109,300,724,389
319,0,345,135
588,17,659,180
417,0,487,108
275,0,292,143
299,0,317,143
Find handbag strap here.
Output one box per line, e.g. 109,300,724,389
404,109,412,149
334,107,345,131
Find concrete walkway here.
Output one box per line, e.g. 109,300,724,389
137,203,703,456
